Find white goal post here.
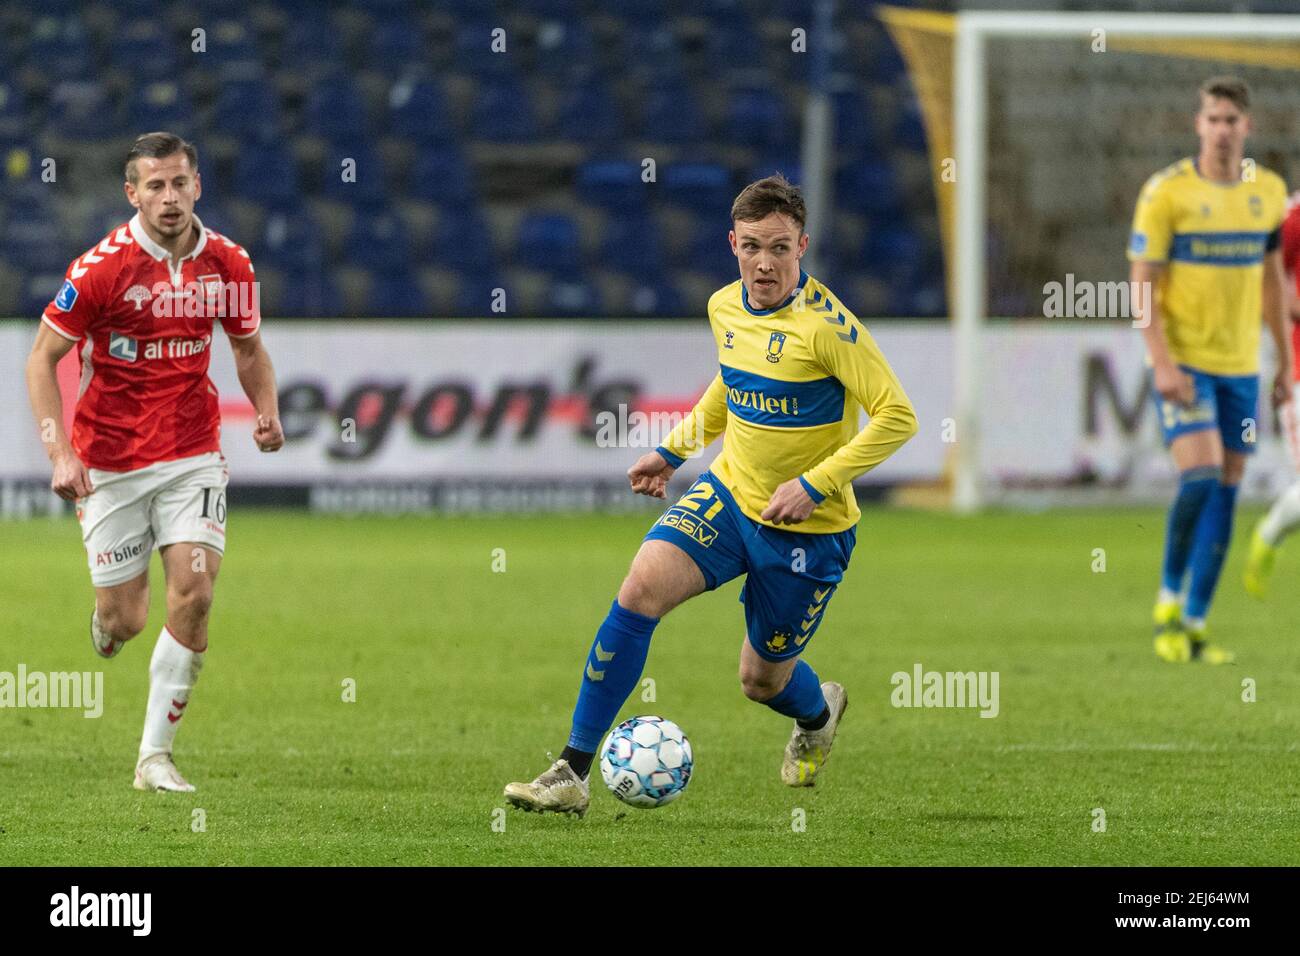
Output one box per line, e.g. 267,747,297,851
951,12,1300,512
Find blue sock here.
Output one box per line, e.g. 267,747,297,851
1161,466,1221,594
762,659,825,722
1186,483,1239,620
567,600,658,753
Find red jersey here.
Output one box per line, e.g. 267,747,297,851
41,213,261,471
1282,192,1300,381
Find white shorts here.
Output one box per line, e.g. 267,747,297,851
77,452,229,587
1283,383,1300,472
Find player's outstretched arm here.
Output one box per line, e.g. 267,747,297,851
228,331,284,452
25,324,93,500
631,372,728,498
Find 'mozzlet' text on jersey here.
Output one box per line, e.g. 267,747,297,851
41,212,261,472
656,271,917,535
1128,157,1287,376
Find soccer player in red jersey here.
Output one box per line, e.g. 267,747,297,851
1244,190,1300,596
24,132,284,792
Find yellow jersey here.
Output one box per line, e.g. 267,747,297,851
1128,157,1286,375
656,271,917,534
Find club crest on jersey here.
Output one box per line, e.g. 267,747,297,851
724,330,735,349
123,285,152,311
108,332,138,363
1249,194,1262,217
197,273,223,303
766,331,786,364
54,279,78,312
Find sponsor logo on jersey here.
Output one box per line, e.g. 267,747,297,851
123,285,153,310
766,331,786,363
108,332,138,362
54,280,78,312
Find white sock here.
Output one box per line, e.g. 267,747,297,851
138,627,204,763
1260,479,1300,546
1157,587,1180,606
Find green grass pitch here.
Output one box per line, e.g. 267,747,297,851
2,506,1298,865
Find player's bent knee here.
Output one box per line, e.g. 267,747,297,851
617,572,669,619
739,672,783,702
169,579,214,621
99,602,149,640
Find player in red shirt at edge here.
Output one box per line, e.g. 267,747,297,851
1244,191,1300,596
24,132,285,792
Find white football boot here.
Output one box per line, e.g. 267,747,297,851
781,681,848,787
503,758,590,816
90,609,124,659
134,754,196,793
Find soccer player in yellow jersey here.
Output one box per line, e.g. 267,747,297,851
1129,77,1293,664
505,175,918,814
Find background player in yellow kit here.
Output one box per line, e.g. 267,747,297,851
1129,77,1293,663
504,175,917,815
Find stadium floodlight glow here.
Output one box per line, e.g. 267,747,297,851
951,13,1300,513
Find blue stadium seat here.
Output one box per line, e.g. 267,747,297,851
600,214,663,277
0,83,27,140
452,273,507,316
748,156,802,186
639,84,706,143
369,269,429,316
687,229,739,283
605,0,667,21
304,76,371,141
408,148,476,209
837,161,899,216
863,226,925,284
515,212,581,274
661,163,733,215
346,209,411,273
128,81,194,136
705,25,763,73
533,21,596,78
832,89,879,154
203,20,260,68
322,140,387,205
233,150,300,210
2,218,65,272
277,266,343,317
371,16,424,68
27,18,95,82
455,22,514,77
627,280,686,317
110,23,177,82
512,0,583,16
256,209,325,274
387,78,453,145
576,160,646,215
543,276,601,317
47,82,117,140
282,19,345,65
471,80,538,142
619,25,682,79
432,210,496,272
894,102,929,152
210,79,281,141
554,83,623,143
726,87,791,150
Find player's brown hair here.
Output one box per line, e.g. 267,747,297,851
1198,75,1250,113
731,174,807,233
125,132,199,184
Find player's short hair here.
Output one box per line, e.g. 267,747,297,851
731,174,806,233
125,132,198,184
1198,75,1250,113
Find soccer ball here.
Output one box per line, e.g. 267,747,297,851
599,716,693,808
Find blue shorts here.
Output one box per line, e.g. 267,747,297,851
642,471,856,662
1153,365,1259,454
